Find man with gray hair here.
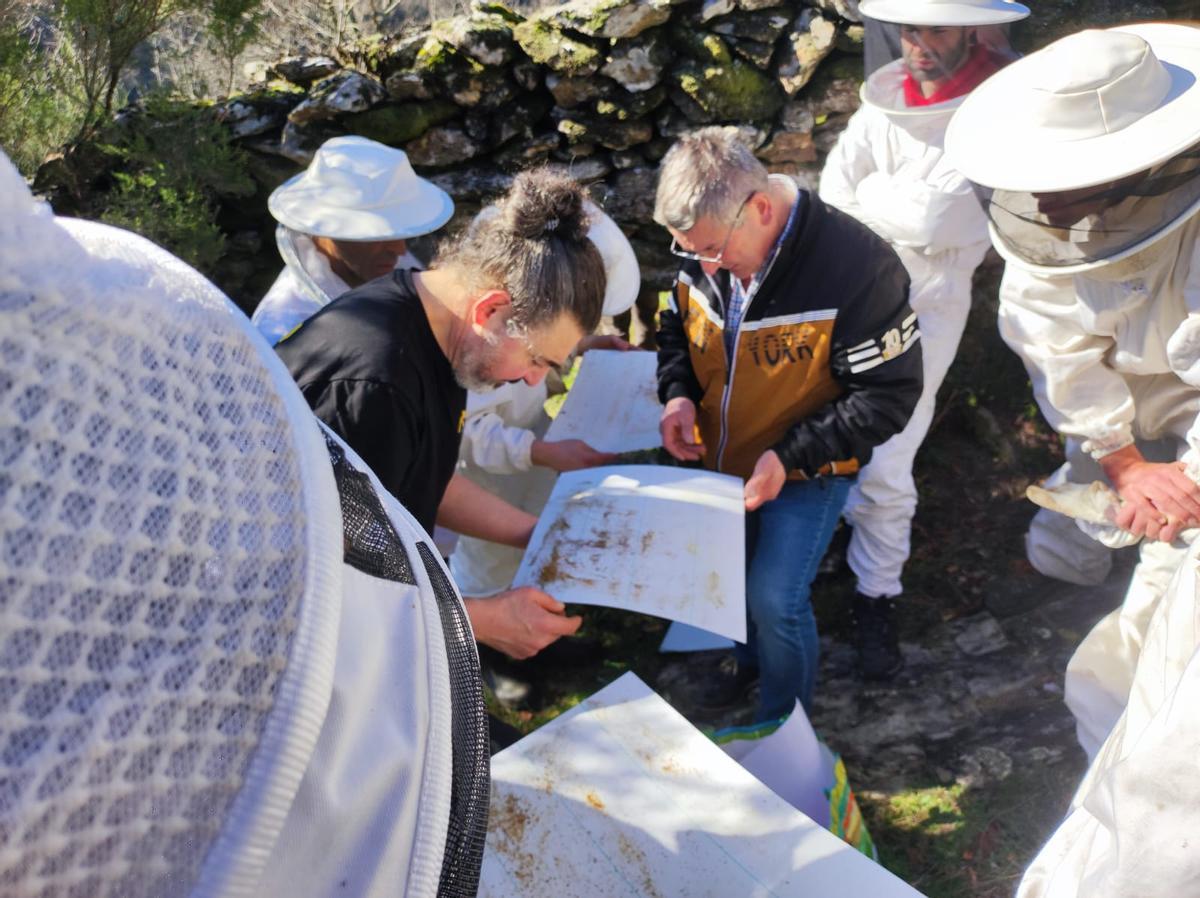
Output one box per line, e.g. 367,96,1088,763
654,126,923,720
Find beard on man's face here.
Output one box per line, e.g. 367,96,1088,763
452,329,519,392
903,32,971,83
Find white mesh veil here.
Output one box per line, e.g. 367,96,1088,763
0,155,343,897
979,141,1200,273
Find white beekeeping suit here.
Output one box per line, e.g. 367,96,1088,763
1018,532,1200,898
450,204,641,598
947,23,1200,759
997,218,1200,757
819,49,995,601
450,381,558,597
253,224,424,345
0,150,487,897
819,0,1029,682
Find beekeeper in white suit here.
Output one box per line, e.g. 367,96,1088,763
1018,532,1200,898
819,0,1029,680
251,135,453,345
947,22,1200,758
0,150,488,897
449,204,641,601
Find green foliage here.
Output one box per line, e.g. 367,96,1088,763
206,0,265,93
863,761,1082,898
0,7,86,173
102,169,227,270
59,0,199,133
97,93,253,274
1,0,262,169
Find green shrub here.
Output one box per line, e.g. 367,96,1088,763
97,93,253,276
102,169,228,271
0,15,86,174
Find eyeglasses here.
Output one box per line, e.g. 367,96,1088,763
506,318,569,375
669,192,755,265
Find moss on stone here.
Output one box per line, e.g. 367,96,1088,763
414,37,451,72
513,19,602,75
342,99,459,145
557,0,619,35
557,114,652,150
542,0,672,40
557,118,591,142
475,1,523,25
247,81,306,99
431,12,518,67
594,84,666,119
668,22,732,64
671,58,784,123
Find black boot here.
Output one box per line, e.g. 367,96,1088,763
852,592,903,681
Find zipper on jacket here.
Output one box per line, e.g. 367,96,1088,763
713,176,804,473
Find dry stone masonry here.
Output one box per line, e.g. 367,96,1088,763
216,0,869,296
33,0,1191,306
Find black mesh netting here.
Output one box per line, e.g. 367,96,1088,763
417,542,489,898
325,434,414,585
323,435,488,897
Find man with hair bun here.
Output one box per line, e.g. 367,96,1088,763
0,147,490,898
278,167,606,665
654,126,923,721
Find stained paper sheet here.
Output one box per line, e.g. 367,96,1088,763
480,674,926,898
546,350,662,452
514,465,746,642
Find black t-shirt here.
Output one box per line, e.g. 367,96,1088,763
276,269,464,533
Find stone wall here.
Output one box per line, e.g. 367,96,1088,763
35,0,1197,308
215,0,869,300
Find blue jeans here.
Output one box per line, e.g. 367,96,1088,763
735,476,854,722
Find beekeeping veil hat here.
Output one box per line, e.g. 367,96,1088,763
0,153,487,896
858,0,1026,123
269,135,454,242
945,23,1200,274
859,0,1028,27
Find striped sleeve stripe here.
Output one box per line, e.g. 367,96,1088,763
848,323,919,365
847,337,876,353
848,330,921,374
848,312,916,354
847,346,881,363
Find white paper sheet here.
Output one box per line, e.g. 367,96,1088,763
720,701,832,828
546,350,662,452
514,465,746,642
480,674,926,898
659,620,735,653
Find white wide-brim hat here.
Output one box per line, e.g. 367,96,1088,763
859,0,1029,26
946,23,1200,192
269,135,454,241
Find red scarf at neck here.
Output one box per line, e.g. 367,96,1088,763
902,44,1006,107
